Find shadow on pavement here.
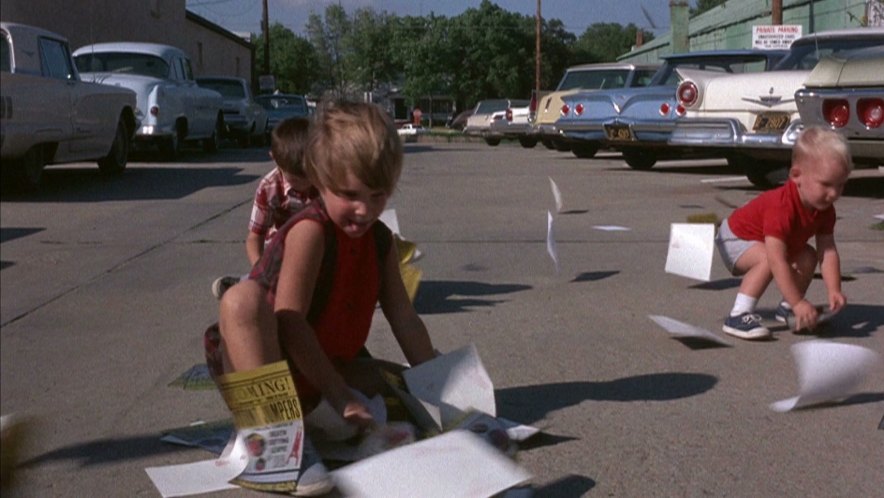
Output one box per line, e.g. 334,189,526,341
570,270,619,283
496,373,718,424
20,434,187,468
414,280,532,315
533,474,596,497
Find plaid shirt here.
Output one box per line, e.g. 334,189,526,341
248,168,314,242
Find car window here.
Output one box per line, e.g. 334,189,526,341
39,37,74,80
0,31,10,72
651,55,781,86
775,37,884,70
198,79,245,98
256,96,307,113
74,52,170,78
557,69,632,91
474,100,509,114
630,69,657,87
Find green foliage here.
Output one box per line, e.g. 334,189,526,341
572,23,653,65
254,23,318,94
691,0,728,17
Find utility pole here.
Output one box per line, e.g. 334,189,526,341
772,0,783,25
535,0,541,96
262,0,270,76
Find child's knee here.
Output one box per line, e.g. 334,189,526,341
219,279,266,319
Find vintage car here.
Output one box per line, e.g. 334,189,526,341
196,76,268,147
397,123,428,142
669,28,884,187
256,93,310,132
73,42,224,159
0,22,138,190
463,98,529,144
557,49,786,165
794,46,883,165
487,103,535,147
534,62,660,152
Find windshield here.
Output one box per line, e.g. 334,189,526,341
557,69,632,91
774,37,884,70
197,79,246,99
256,95,307,113
74,52,170,78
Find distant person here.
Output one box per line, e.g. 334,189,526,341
715,127,851,340
208,101,437,471
412,106,422,127
211,117,316,298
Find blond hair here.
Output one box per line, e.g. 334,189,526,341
305,101,402,195
792,127,853,173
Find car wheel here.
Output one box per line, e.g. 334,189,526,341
541,137,556,150
203,116,223,153
622,150,656,170
159,128,182,161
571,143,598,159
485,137,501,146
98,119,129,175
553,140,571,152
518,137,538,148
730,155,788,188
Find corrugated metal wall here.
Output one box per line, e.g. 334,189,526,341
619,0,874,62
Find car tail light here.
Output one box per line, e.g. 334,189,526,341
150,106,159,116
675,104,686,117
857,98,883,128
506,108,513,121
659,102,671,116
575,103,584,116
560,104,570,116
676,81,698,107
822,99,849,128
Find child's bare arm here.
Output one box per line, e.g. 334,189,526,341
379,239,436,366
766,235,818,326
816,233,846,311
274,223,371,426
246,231,264,266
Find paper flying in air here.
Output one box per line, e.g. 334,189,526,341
592,225,631,232
665,223,715,281
546,211,560,273
648,315,732,346
770,340,881,412
549,177,563,213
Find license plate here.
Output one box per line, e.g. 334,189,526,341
752,112,790,133
604,124,635,141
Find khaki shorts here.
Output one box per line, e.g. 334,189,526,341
715,218,758,275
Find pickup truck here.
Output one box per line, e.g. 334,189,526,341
0,22,138,190
73,42,224,159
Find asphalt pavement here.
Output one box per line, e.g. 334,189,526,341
1,141,882,497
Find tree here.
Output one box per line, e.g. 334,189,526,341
253,23,318,95
572,23,653,64
691,0,728,17
347,8,398,93
306,5,352,98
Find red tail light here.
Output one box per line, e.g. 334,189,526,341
150,106,159,116
822,99,849,128
675,104,686,117
659,102,671,116
560,104,570,116
505,108,513,121
574,103,584,116
857,98,883,128
676,81,698,107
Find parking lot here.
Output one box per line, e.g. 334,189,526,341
1,141,882,497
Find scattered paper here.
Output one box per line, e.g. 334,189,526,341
380,208,401,235
549,177,563,213
785,304,840,331
403,344,496,428
168,364,216,391
146,432,248,497
648,315,732,346
665,223,715,282
875,213,884,221
547,211,560,274
160,419,234,455
332,430,531,498
770,340,881,412
592,225,631,231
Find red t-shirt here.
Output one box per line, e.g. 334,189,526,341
727,179,835,260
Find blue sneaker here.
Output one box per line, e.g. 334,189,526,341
774,302,793,324
723,313,771,340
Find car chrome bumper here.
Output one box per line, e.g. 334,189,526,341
669,118,802,150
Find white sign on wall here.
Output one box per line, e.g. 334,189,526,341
752,25,803,50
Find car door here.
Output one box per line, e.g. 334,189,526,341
180,57,213,136
34,36,76,159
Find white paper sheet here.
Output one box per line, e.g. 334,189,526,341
770,340,881,412
547,211,560,274
648,315,732,346
592,225,631,231
331,430,531,498
549,177,563,213
380,208,401,235
665,223,715,281
403,344,496,427
145,433,248,497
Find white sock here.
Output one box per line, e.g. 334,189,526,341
730,293,758,316
779,300,791,310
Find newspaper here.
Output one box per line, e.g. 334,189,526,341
216,360,306,493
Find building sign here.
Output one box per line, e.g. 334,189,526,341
752,25,803,50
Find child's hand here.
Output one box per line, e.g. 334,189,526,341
793,299,819,330
342,400,374,431
828,291,847,313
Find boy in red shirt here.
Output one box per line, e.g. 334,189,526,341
714,127,852,340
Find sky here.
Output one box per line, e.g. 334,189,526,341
185,0,694,38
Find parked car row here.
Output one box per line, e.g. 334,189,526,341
472,27,882,188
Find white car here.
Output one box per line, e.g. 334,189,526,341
73,42,225,159
196,76,268,147
488,104,535,147
397,123,427,142
668,28,884,187
463,98,529,144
